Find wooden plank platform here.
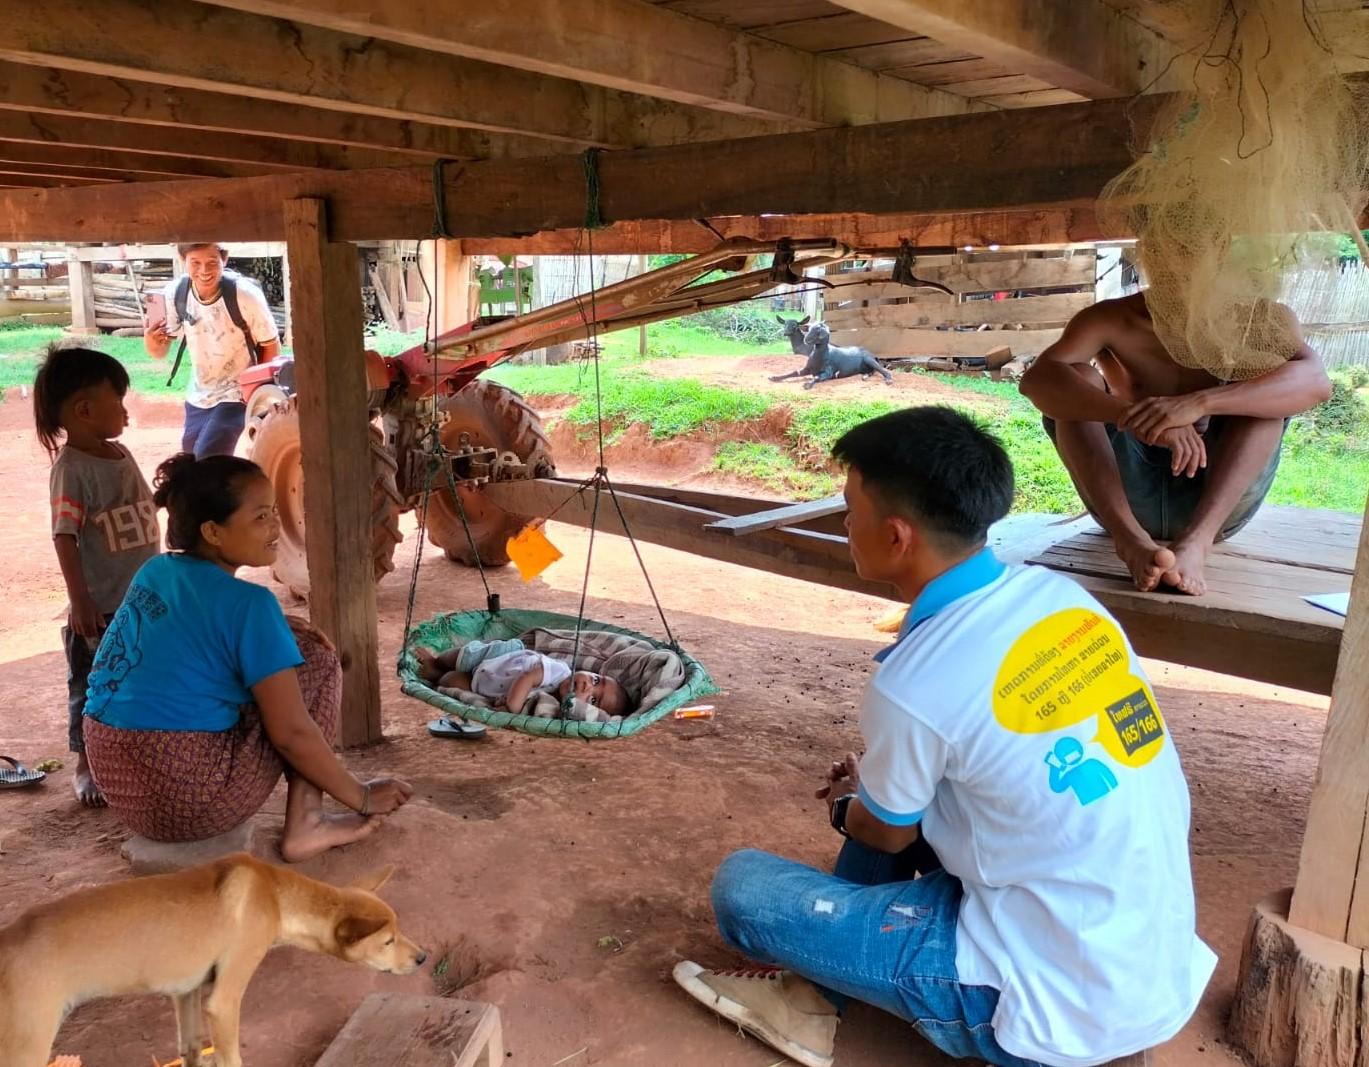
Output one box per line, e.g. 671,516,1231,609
315,993,502,1067
1022,506,1355,695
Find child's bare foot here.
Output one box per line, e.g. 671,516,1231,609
280,810,380,863
414,646,442,683
73,752,105,808
1114,533,1176,592
1161,538,1209,596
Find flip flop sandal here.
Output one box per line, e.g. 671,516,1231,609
427,717,488,740
0,755,46,789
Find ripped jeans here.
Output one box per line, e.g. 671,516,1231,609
711,843,1043,1067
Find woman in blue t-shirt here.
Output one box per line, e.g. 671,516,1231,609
83,453,412,861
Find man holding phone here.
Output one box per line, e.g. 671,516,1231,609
143,243,281,457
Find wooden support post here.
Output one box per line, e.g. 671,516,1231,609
66,252,97,334
279,250,292,348
283,197,382,747
1228,492,1369,1066
1289,492,1369,943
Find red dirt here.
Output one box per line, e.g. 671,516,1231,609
0,384,1330,1067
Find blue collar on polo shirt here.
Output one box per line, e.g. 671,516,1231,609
873,547,1007,663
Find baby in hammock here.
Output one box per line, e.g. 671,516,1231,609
415,638,631,716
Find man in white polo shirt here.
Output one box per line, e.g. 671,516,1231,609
674,406,1215,1067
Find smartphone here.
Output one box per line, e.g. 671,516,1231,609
143,292,166,329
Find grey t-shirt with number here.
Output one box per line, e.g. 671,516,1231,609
50,444,160,615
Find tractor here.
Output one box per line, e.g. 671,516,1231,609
238,238,868,597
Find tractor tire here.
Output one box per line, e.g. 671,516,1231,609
248,396,404,599
426,380,555,567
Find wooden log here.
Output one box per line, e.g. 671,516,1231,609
1290,492,1369,944
314,993,503,1067
1228,889,1365,1067
284,198,382,747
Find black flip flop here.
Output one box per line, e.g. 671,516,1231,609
427,717,488,740
0,756,46,789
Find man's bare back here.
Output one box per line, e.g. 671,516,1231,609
1021,291,1330,597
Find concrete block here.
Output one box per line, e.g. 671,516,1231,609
121,819,259,875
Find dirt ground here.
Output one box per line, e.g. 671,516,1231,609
0,373,1333,1067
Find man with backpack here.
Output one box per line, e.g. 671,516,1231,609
143,243,281,457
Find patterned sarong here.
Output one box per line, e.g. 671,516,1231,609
84,619,341,843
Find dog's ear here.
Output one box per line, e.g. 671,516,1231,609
335,915,388,947
349,865,395,894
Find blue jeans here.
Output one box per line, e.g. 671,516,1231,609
711,844,1042,1067
182,401,247,458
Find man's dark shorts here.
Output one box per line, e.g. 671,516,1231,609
1042,415,1286,543
182,401,247,458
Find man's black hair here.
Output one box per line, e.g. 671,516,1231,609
832,406,1014,548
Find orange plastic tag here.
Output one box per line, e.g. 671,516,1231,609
506,522,563,582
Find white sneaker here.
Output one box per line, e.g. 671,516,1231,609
673,960,838,1067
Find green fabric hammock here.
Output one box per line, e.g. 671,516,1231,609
398,609,718,739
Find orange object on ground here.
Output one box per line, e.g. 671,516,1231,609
673,705,716,720
47,1057,81,1067
506,522,563,582
151,1046,214,1067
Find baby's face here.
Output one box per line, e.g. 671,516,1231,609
557,670,627,715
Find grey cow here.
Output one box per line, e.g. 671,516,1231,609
768,314,822,383
802,322,893,389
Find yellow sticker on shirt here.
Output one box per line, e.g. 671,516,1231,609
992,609,1165,768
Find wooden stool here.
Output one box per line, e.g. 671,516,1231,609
315,992,503,1067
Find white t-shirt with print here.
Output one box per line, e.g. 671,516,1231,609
858,564,1216,1067
471,649,571,705
163,271,278,409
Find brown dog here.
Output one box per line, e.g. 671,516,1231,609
0,852,426,1067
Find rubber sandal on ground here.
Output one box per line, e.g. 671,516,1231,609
427,717,488,740
0,755,46,789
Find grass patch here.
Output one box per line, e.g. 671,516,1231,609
0,326,186,397
562,375,769,440
713,441,840,500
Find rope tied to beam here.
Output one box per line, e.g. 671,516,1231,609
582,148,605,231
430,158,461,240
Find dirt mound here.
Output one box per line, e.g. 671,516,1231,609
546,406,799,488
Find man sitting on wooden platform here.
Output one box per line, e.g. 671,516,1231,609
1020,292,1330,595
675,408,1214,1067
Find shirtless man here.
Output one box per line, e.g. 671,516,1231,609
1020,292,1330,595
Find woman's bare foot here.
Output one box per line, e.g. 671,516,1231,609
1114,533,1176,592
1161,538,1209,596
280,810,380,863
73,751,106,808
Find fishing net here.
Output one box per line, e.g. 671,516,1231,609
1098,0,1369,380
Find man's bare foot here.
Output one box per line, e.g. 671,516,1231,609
1161,538,1209,596
73,752,105,808
280,810,380,863
1114,534,1176,592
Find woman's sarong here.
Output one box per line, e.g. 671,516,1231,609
84,620,341,842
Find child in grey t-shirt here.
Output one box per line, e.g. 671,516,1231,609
34,346,159,808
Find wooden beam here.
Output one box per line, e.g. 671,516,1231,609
66,252,97,332
827,0,1180,98
0,161,121,184
197,0,983,126
0,90,1192,243
0,142,272,180
705,494,847,536
0,61,547,160
0,174,102,189
0,0,786,149
0,109,422,171
824,292,1094,328
457,209,1107,255
283,197,381,747
829,326,1062,358
1290,493,1369,945
829,255,1097,294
